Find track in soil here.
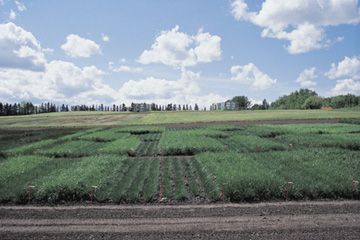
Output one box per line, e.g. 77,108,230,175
1,201,359,239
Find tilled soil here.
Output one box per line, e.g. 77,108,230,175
1,201,359,239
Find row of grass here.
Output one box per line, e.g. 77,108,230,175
197,148,360,201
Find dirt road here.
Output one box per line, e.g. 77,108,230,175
1,201,359,239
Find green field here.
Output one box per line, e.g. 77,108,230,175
0,120,359,204
0,109,359,128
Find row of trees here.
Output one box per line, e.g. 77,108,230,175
271,89,360,109
151,103,197,111
0,101,204,116
0,102,61,116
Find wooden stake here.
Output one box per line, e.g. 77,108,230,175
286,181,293,201
158,184,162,203
28,184,31,204
223,182,225,202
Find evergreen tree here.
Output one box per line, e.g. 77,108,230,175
194,104,199,111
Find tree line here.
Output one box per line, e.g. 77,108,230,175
270,89,360,109
0,101,204,116
0,102,62,116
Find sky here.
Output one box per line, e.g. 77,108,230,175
0,0,360,108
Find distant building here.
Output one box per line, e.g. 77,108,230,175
131,103,151,112
212,101,240,111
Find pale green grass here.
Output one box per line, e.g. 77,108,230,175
0,109,359,128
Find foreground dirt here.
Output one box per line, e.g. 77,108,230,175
1,201,359,239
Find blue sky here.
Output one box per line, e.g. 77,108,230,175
1,0,359,108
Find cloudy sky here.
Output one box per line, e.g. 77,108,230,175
0,0,359,108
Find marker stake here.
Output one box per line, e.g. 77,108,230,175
222,182,225,202
158,184,162,203
286,181,293,201
352,179,358,199
28,185,35,204
91,185,98,203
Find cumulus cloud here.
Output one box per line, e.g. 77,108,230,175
102,33,109,42
331,79,360,95
230,63,277,90
115,69,226,108
296,67,317,87
231,0,360,54
0,61,115,104
112,66,143,73
0,22,47,71
108,62,142,73
138,25,221,68
61,34,102,58
117,69,200,100
326,56,360,80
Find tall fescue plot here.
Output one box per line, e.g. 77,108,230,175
0,122,359,204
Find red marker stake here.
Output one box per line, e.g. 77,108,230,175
28,184,31,204
286,181,293,201
158,184,162,203
91,185,93,203
222,182,225,202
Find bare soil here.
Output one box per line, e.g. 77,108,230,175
1,201,359,239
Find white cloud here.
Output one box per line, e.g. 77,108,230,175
0,22,47,71
9,9,16,19
15,1,26,11
296,67,317,87
231,0,360,54
0,61,116,105
230,63,277,90
117,69,200,100
331,79,360,95
112,65,143,73
115,69,226,108
194,29,222,63
61,34,102,58
326,56,360,80
109,61,143,73
102,33,109,42
278,23,325,54
138,25,221,68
